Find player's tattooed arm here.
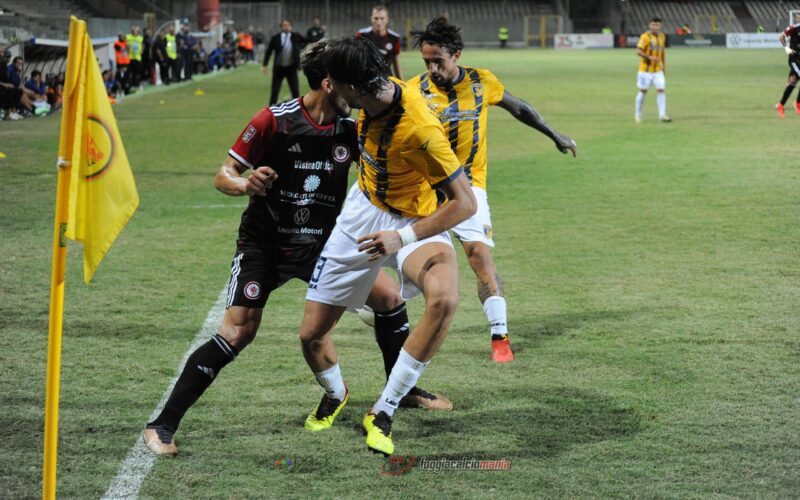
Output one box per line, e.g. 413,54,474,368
498,91,577,157
215,156,278,197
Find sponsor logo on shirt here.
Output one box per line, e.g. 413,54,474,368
293,159,333,172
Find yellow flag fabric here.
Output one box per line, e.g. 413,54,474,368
60,17,138,283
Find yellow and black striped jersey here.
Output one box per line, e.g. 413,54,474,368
637,31,666,73
407,67,505,189
356,77,463,218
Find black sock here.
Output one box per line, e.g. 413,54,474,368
781,84,795,105
148,334,237,432
373,303,410,379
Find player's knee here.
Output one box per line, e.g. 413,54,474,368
465,244,494,274
298,323,327,347
368,293,404,313
425,288,459,323
219,322,258,350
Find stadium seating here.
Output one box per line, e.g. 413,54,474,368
283,0,555,39
626,1,744,34
744,1,800,31
0,0,98,38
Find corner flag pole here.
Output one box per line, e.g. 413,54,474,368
43,157,71,500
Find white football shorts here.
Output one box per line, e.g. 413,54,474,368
305,183,454,309
637,71,666,90
450,186,494,247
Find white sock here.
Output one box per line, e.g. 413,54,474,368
635,91,646,117
657,92,666,117
372,348,429,417
314,362,346,401
483,296,508,336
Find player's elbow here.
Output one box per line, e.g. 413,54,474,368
458,188,478,220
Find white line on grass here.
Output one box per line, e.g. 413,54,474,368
101,288,227,500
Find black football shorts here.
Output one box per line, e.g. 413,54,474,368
225,244,316,308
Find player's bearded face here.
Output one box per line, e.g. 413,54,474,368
327,85,352,117
330,79,362,109
421,43,460,87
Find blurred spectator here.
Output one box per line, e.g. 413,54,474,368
263,19,303,105
253,26,266,62
178,23,197,81
0,50,33,119
756,25,765,33
238,26,255,62
498,26,509,48
102,69,121,96
126,25,144,88
25,69,46,95
307,17,325,43
208,43,226,71
7,56,23,86
45,73,63,108
114,32,130,92
602,26,613,34
194,41,209,74
676,23,692,35
142,27,152,83
165,24,180,82
152,33,171,84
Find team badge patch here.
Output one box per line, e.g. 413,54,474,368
332,144,351,163
483,224,494,239
385,42,394,51
242,125,257,143
244,281,261,300
472,83,484,98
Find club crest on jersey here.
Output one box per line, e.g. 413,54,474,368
385,42,394,51
244,281,261,299
242,125,257,143
471,83,484,97
483,225,493,239
303,175,321,192
294,207,311,225
332,144,351,163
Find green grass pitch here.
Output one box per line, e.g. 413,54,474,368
1,48,799,498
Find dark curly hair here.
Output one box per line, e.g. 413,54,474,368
411,15,464,55
300,39,328,90
323,36,388,97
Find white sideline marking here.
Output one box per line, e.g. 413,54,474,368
102,289,227,500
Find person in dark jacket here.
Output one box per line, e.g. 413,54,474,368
262,19,305,105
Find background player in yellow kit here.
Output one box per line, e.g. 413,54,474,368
407,16,577,362
635,17,671,123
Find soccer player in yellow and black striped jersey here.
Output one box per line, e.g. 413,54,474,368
635,17,671,123
407,16,577,363
298,36,477,456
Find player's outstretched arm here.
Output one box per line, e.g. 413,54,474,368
214,156,278,197
497,91,577,157
357,173,476,261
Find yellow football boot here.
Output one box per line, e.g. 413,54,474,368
363,411,394,456
304,390,349,431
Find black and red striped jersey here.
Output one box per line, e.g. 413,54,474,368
356,27,401,75
784,23,800,51
228,97,358,254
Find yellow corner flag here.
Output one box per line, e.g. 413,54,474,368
60,17,139,283
44,16,138,499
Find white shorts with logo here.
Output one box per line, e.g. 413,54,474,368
637,71,666,90
306,183,454,309
450,186,494,247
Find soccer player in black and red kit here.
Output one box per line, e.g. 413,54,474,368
356,5,403,79
143,41,450,456
776,13,800,117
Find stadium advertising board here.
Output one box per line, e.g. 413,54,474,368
554,33,613,50
670,34,726,47
726,33,782,49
